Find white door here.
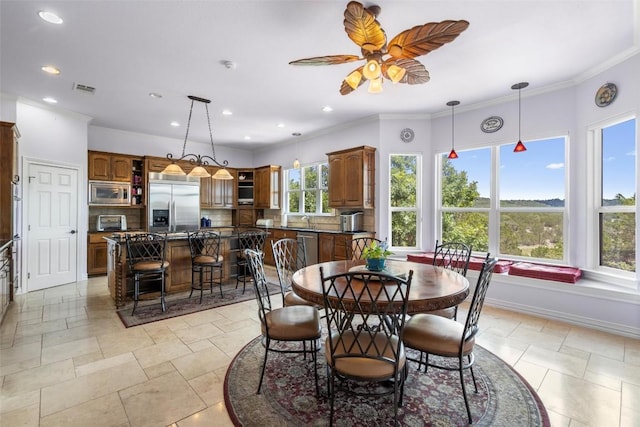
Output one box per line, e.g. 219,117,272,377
27,163,78,291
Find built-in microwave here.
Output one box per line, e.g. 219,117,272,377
89,181,131,206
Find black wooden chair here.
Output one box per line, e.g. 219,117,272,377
402,255,498,425
125,233,169,315
187,230,224,302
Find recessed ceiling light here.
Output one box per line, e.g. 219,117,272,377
149,92,163,98
41,65,60,75
322,106,333,112
244,136,251,140
38,11,63,24
42,97,58,104
277,123,285,128
222,109,233,116
170,121,180,127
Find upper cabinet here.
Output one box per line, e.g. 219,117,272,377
201,167,237,209
254,165,281,209
88,152,132,182
327,146,375,209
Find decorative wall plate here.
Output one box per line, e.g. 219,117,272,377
400,128,415,143
480,116,504,133
595,83,617,107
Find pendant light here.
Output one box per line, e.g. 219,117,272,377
447,100,460,159
511,82,529,153
161,95,233,180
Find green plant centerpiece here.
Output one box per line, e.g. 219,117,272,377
361,240,393,271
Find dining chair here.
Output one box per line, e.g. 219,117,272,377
187,230,224,302
236,229,268,293
244,248,321,395
429,240,473,320
350,237,383,260
402,255,498,425
271,237,318,308
125,233,170,315
320,267,414,426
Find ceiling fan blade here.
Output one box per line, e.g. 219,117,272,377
343,1,386,52
384,58,430,85
289,54,361,66
387,20,470,59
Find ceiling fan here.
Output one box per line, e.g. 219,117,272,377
289,1,469,95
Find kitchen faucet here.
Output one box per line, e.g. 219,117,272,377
302,215,311,229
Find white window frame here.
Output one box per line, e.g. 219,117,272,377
388,153,422,251
586,114,637,287
284,162,331,216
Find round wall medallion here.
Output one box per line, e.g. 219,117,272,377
480,116,504,133
595,83,617,107
400,128,415,143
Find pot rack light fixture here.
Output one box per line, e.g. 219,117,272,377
511,82,529,153
161,95,233,180
447,100,460,159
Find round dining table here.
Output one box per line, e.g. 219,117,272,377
291,259,470,314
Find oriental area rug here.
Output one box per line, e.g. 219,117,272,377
117,269,281,328
224,337,550,427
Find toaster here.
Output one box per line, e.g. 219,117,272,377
97,215,127,231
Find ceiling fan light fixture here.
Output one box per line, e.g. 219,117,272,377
368,77,383,93
362,59,381,80
345,70,363,89
387,64,406,83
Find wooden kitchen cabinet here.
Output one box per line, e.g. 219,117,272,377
327,146,375,208
254,165,281,209
236,208,255,227
87,233,108,276
0,122,18,241
264,228,297,266
89,151,132,182
318,232,375,262
201,167,237,208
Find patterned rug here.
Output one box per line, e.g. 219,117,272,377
224,337,550,426
117,269,281,328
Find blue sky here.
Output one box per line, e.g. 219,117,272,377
448,118,636,201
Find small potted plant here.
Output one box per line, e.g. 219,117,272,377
361,240,393,271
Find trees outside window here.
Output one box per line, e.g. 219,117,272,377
389,154,420,249
284,163,330,215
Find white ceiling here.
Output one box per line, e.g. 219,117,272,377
1,1,638,150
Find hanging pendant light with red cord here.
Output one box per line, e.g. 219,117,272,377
447,100,460,159
511,82,529,152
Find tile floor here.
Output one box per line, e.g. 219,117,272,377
0,275,638,426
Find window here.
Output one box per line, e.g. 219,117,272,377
284,163,330,215
438,137,567,262
594,117,636,275
389,154,421,250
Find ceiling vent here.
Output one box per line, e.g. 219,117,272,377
72,83,96,94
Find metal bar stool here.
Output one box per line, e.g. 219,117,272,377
125,233,170,315
188,230,224,302
236,229,267,294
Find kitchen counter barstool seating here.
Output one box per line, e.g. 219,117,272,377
402,255,498,425
429,240,473,320
272,237,318,308
244,248,321,395
350,237,383,260
320,267,414,427
236,229,268,294
187,230,224,302
125,233,170,315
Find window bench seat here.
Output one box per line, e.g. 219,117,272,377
406,253,582,283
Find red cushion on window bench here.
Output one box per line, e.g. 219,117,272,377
406,253,512,273
508,262,581,283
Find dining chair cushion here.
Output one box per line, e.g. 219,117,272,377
325,332,406,380
284,290,317,307
132,260,170,271
424,307,456,319
402,313,475,357
193,254,223,265
263,306,321,341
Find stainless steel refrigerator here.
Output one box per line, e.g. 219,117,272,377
148,172,200,232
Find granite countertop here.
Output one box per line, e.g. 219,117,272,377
103,227,242,243
255,226,372,235
0,239,13,252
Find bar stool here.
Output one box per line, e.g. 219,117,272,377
236,229,267,294
125,233,170,315
188,230,224,302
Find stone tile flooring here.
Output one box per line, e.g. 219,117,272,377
1,275,638,426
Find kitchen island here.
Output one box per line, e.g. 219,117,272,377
105,228,242,308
